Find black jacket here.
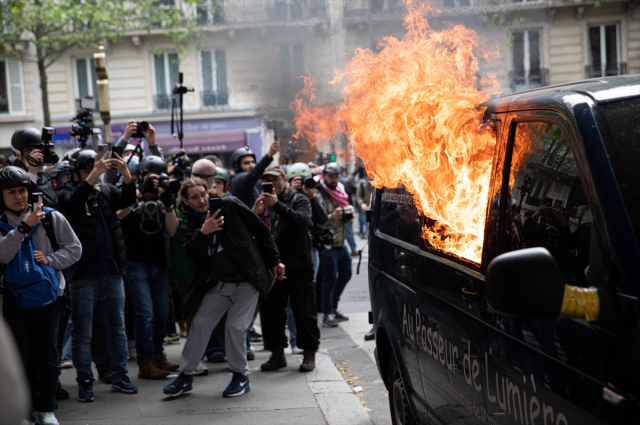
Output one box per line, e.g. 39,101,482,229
58,180,136,267
180,196,281,318
269,188,313,276
229,153,273,208
32,171,58,210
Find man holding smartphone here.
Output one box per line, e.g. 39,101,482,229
105,120,163,185
163,178,284,398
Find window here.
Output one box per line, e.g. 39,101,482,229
200,49,228,107
377,187,423,249
74,57,99,111
506,121,591,285
510,30,547,92
587,23,624,78
153,52,179,111
0,58,25,115
280,44,304,97
196,0,224,25
370,0,399,13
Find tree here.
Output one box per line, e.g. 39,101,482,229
0,0,216,126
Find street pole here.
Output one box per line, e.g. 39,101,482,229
94,46,111,145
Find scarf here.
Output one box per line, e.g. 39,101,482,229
316,176,349,207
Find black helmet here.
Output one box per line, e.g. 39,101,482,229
72,149,98,171
0,166,30,192
11,128,44,152
139,155,167,175
50,160,70,179
323,162,340,175
63,148,82,162
231,146,256,173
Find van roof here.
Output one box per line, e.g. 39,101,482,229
480,74,640,114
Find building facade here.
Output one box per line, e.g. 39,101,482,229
1,0,638,164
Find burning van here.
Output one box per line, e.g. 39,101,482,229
368,75,640,425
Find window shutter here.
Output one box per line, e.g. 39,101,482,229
215,50,227,91
201,51,213,91
168,53,180,91
154,54,166,94
76,58,90,98
6,58,25,114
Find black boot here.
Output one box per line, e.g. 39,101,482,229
364,327,375,341
299,349,316,372
260,347,287,371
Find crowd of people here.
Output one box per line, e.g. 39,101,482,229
0,123,374,425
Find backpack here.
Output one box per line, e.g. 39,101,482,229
0,208,60,309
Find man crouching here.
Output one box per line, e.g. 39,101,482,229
163,178,285,398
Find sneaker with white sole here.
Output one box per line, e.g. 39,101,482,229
334,311,349,322
60,361,73,369
291,346,304,355
38,412,59,425
163,372,193,397
323,314,338,328
194,362,209,376
223,373,250,397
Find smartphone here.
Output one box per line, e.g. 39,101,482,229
209,197,223,213
32,192,43,211
97,143,109,157
553,199,563,209
542,197,552,207
111,145,123,158
262,182,273,194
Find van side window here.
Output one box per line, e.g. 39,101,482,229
377,186,422,248
506,122,592,285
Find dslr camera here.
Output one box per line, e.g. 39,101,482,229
158,173,181,194
342,207,354,222
40,127,59,165
134,121,149,139
69,98,95,144
303,176,316,189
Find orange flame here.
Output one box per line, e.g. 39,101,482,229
292,0,504,264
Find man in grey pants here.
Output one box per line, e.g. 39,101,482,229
163,179,284,398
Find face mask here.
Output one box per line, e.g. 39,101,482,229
127,155,140,172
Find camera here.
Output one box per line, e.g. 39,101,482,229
172,155,192,180
303,176,316,189
158,173,181,194
69,110,94,144
40,127,59,165
342,207,354,222
134,121,149,139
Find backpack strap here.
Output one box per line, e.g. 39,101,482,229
41,208,59,252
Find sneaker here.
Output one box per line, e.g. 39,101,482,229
247,348,255,361
111,375,138,394
38,412,59,425
164,333,180,345
163,372,193,397
323,314,338,328
207,352,226,363
77,379,94,403
179,330,188,338
194,362,209,376
248,327,263,344
60,361,73,369
291,346,304,355
223,373,250,398
334,311,349,322
127,339,137,360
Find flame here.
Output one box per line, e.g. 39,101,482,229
291,0,510,264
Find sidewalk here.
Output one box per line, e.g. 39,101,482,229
56,335,373,424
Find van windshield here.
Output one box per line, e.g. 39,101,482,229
594,96,640,244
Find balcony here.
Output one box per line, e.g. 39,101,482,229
508,68,549,92
154,94,173,111
201,89,229,108
584,62,627,78
267,0,326,22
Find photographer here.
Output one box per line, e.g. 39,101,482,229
229,140,280,208
252,165,320,373
57,150,138,402
105,120,163,185
0,166,82,425
163,179,284,398
116,156,179,380
8,128,58,209
316,162,354,328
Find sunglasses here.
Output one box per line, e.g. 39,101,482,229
192,173,214,179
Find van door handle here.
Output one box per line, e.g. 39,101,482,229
461,287,477,303
603,387,626,406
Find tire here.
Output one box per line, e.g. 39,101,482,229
388,355,417,425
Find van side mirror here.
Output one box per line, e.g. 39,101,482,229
485,248,566,318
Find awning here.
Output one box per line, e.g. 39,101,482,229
156,131,246,155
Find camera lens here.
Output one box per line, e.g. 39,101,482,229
303,176,316,189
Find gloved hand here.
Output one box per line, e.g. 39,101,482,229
161,191,176,211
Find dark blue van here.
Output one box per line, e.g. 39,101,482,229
368,76,640,425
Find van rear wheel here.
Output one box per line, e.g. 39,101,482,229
388,355,416,425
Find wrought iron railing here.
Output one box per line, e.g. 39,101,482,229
201,89,229,107
584,62,627,78
154,94,173,111
508,68,549,92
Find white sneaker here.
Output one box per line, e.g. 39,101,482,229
193,361,209,376
291,346,304,355
128,340,137,360
60,361,73,369
39,412,59,425
179,330,188,338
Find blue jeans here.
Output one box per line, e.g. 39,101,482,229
70,275,128,382
286,299,297,347
312,248,320,283
358,211,368,236
345,221,357,253
320,246,353,315
61,316,73,364
125,262,169,363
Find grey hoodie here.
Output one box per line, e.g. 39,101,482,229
0,206,82,295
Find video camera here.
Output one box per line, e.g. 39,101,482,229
69,98,96,145
158,173,181,194
40,127,59,165
169,153,192,180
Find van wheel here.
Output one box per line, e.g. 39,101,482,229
388,355,416,425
